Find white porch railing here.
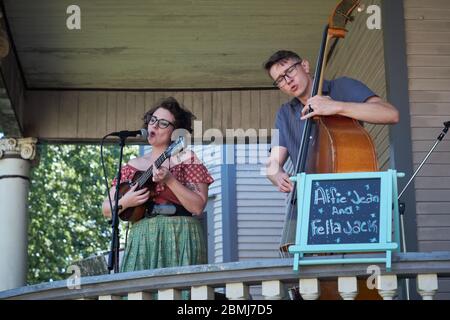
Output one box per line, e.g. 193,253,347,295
0,252,449,300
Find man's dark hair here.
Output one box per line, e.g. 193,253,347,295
143,97,196,133
263,50,302,72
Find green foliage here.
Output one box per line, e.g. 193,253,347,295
27,143,138,284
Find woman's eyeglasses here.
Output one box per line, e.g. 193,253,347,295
148,115,175,129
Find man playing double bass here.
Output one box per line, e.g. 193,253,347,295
264,50,399,299
265,50,399,193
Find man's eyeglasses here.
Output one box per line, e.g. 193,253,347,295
273,62,301,88
148,115,175,129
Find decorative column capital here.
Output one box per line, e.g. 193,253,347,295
0,137,38,161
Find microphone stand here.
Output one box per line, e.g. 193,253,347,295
397,121,450,299
107,134,127,273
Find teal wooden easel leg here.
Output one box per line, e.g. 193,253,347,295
392,170,403,252
293,253,299,272
386,250,392,271
293,252,305,272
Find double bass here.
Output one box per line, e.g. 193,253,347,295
279,0,381,300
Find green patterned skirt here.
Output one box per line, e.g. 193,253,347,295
120,215,206,272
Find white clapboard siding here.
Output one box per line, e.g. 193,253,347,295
212,194,223,263
235,144,287,261
192,144,223,263
404,0,450,298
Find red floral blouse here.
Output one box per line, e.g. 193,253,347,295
111,154,214,205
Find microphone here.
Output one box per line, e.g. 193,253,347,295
108,128,148,139
444,121,450,128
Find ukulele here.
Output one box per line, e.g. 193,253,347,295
117,136,186,223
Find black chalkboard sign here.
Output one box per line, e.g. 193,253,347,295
288,171,401,271
307,178,381,245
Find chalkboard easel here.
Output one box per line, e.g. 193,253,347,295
288,170,403,271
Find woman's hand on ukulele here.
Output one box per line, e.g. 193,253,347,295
153,166,174,184
122,183,150,208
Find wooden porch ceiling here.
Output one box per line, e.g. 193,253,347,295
3,0,338,90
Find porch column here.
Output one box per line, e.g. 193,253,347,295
0,137,38,291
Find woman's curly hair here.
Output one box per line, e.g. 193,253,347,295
143,97,196,133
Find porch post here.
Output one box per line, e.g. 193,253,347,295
0,137,38,291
